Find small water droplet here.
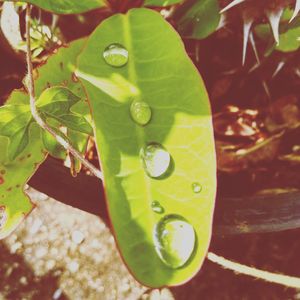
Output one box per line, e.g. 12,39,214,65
103,43,128,67
0,207,7,229
140,143,171,178
192,182,202,193
130,100,152,126
151,201,165,214
153,214,196,269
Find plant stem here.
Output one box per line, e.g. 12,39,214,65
207,252,300,289
25,4,103,181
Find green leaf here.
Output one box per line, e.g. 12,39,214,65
41,119,66,160
7,38,88,105
67,129,89,174
144,0,183,6
1,86,90,161
7,0,107,14
0,123,46,239
77,8,216,287
0,105,32,160
254,11,300,53
173,0,220,39
37,87,93,135
6,39,92,159
0,39,91,239
276,26,300,52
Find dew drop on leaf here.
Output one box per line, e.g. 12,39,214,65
130,100,152,126
140,143,171,178
103,43,128,67
153,214,196,269
192,182,202,193
0,207,7,229
151,201,165,214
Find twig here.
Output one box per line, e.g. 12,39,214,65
25,4,103,180
207,252,300,289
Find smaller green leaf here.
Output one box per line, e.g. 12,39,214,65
0,38,91,239
67,129,89,174
0,105,32,160
173,0,220,39
1,87,91,160
0,124,46,240
37,87,93,135
144,0,183,6
7,38,88,107
276,27,300,52
37,87,92,163
7,0,107,14
254,10,300,54
41,118,66,159
4,39,92,161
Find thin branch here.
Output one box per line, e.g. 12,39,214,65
25,4,103,180
207,252,300,289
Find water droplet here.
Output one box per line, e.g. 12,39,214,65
140,143,171,178
0,207,7,229
103,43,128,67
153,214,196,268
151,201,165,214
192,182,202,193
130,100,152,126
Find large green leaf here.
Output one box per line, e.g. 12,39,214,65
144,0,183,6
0,124,46,239
173,0,220,40
5,0,107,14
77,8,216,287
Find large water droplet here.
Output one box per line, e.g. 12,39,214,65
130,100,152,126
103,43,128,67
0,207,7,229
140,143,171,178
151,201,165,214
192,182,202,193
154,214,196,268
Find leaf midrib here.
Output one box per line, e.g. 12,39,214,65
122,14,154,239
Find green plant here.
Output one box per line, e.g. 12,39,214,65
0,0,299,290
